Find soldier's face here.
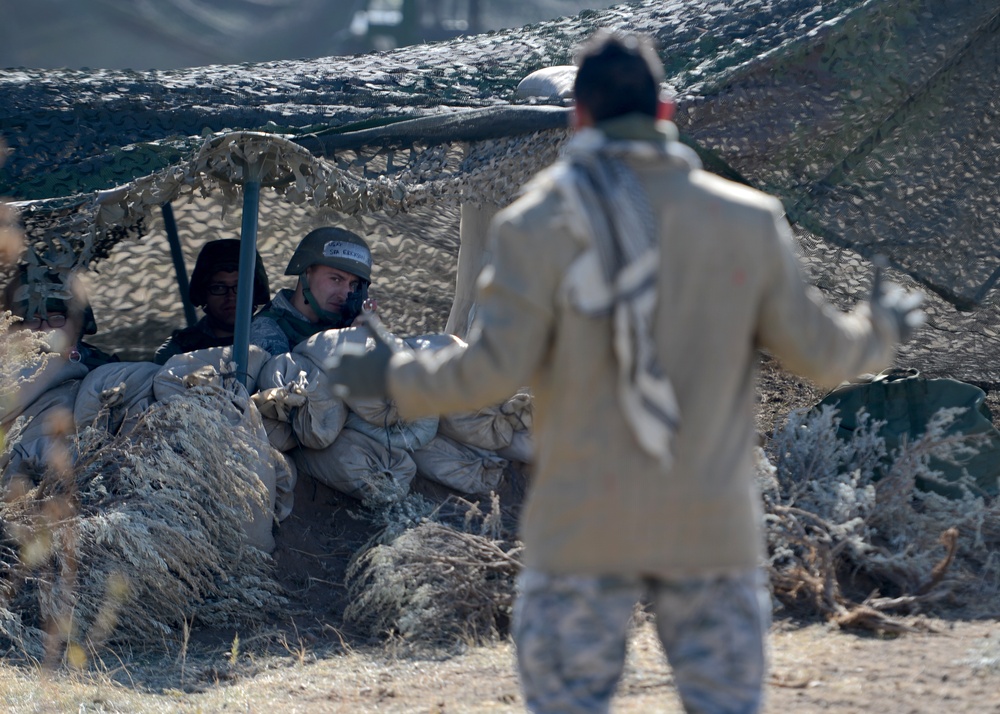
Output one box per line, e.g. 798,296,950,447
204,270,239,329
306,265,361,314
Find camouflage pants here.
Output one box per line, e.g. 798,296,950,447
513,568,770,714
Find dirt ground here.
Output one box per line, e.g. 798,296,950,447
228,353,998,713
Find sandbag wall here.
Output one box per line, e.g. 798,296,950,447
1,327,534,555
254,328,533,505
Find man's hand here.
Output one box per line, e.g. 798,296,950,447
325,312,402,399
869,256,926,342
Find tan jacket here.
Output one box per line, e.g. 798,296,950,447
389,127,897,579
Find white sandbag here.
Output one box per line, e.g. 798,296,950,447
1,379,82,483
516,65,576,99
220,393,277,554
154,344,270,398
293,427,416,503
260,415,297,452
73,361,160,434
255,351,348,450
344,410,439,453
437,391,533,451
496,428,535,463
403,333,468,353
0,356,87,424
411,434,507,495
1,357,87,483
293,326,380,370
343,395,402,427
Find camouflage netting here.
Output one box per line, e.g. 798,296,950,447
1,0,999,378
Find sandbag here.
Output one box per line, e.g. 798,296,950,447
1,379,82,484
496,428,535,464
1,357,88,483
254,351,348,450
344,410,439,453
293,427,416,503
73,361,160,434
817,368,1000,497
403,333,468,353
153,362,278,552
260,414,297,452
335,332,459,449
437,391,533,452
412,434,507,495
0,356,87,425
343,395,403,427
294,326,388,370
154,344,270,400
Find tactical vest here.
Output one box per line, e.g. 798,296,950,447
255,304,348,348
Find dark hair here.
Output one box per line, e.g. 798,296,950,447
573,30,664,122
189,239,270,307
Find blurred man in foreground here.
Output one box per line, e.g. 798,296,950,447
327,30,923,713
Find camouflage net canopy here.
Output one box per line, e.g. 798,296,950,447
1,0,999,377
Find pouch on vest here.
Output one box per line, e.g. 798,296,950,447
816,368,1000,498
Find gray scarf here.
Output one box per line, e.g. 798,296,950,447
558,126,698,467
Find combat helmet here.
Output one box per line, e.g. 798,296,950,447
284,227,372,282
282,227,373,329
189,239,270,307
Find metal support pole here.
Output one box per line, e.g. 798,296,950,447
232,167,262,388
162,203,198,328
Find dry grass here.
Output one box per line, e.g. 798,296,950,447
344,492,522,647
0,386,286,664
761,405,1000,632
0,615,997,713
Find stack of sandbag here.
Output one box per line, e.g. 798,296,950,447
415,390,533,495
151,354,281,553
2,345,284,553
401,334,535,495
156,345,293,534
286,327,422,504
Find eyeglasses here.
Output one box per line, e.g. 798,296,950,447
207,284,240,296
21,313,68,329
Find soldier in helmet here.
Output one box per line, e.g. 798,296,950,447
153,239,271,364
3,266,118,371
250,227,373,355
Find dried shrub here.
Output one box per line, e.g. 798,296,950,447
0,313,49,420
0,387,286,661
344,492,522,647
762,405,1000,631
